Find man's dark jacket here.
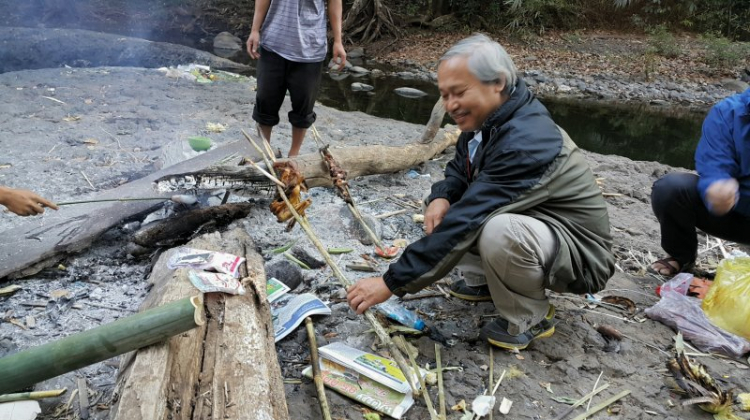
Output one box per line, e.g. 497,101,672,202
383,79,615,296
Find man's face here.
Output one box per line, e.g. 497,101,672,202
437,57,504,132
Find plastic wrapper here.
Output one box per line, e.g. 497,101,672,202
645,289,750,358
702,257,750,340
188,270,246,295
168,247,245,277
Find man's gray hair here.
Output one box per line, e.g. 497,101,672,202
439,33,517,95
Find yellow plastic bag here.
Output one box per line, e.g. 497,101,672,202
702,257,750,340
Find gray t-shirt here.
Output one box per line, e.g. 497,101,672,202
260,0,328,63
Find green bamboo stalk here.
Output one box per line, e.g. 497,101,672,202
570,389,631,420
0,388,67,403
0,295,204,395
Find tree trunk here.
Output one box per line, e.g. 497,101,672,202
155,126,460,193
343,0,402,42
110,227,289,420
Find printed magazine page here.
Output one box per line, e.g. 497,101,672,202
266,277,291,303
302,359,415,419
318,342,424,395
271,293,331,342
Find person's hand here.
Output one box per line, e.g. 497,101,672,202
0,188,58,216
347,276,392,315
706,178,739,216
331,41,346,71
246,31,261,59
424,198,450,235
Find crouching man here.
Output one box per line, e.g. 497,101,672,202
347,34,615,350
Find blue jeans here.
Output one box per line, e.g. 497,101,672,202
651,172,750,267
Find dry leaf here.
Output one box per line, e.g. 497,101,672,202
26,315,36,328
393,238,408,248
84,98,93,104
324,332,338,339
451,399,467,412
50,289,72,299
10,318,27,330
515,354,525,360
0,284,22,297
205,122,227,133
63,115,82,122
83,138,99,145
0,163,12,169
540,381,554,393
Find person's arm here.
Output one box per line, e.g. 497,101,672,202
0,186,58,216
246,0,271,59
328,0,346,70
695,103,741,215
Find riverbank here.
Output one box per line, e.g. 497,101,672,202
361,30,750,109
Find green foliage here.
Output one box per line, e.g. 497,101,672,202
700,32,750,68
646,24,681,58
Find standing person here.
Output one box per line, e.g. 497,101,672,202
346,34,615,350
246,0,346,157
0,186,58,216
649,88,750,276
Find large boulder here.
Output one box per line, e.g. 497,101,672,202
213,32,243,57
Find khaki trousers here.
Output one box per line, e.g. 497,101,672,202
457,214,557,335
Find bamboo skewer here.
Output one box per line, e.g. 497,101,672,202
397,336,438,420
551,384,610,420
0,388,67,403
436,344,447,420
310,125,387,251
305,317,332,420
570,389,630,420
240,129,419,396
489,347,494,420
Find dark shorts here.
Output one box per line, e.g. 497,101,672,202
252,46,324,129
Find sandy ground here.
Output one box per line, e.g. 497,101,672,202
0,65,749,420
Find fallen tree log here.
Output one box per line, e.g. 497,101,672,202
0,140,254,280
133,202,255,247
110,227,288,420
0,295,204,395
155,125,460,192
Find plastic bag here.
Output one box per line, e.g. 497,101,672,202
188,270,246,295
168,247,245,278
702,257,750,340
645,289,750,358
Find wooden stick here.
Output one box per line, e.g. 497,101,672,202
305,317,332,420
244,160,287,188
241,129,419,396
0,295,204,394
489,346,494,420
57,197,169,206
374,208,409,219
81,171,96,190
570,389,631,420
77,377,90,419
401,292,445,301
397,336,438,420
0,388,67,403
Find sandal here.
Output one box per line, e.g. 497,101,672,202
648,256,681,277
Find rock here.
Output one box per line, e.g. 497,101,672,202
370,69,384,78
290,246,326,269
557,84,572,93
721,78,749,93
339,207,382,245
350,82,374,92
328,72,350,81
213,32,243,55
265,260,303,290
348,65,370,74
523,55,538,61
348,47,365,59
394,87,428,98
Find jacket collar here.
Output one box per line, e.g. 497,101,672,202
480,78,532,131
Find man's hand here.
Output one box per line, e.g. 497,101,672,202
347,276,392,315
424,198,450,235
706,178,739,216
0,188,58,216
331,41,346,71
246,31,261,59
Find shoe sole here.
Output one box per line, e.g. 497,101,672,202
487,326,555,351
447,289,493,302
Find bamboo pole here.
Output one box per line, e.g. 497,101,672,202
0,389,67,403
397,336,438,420
305,317,332,420
240,129,419,396
0,295,204,395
